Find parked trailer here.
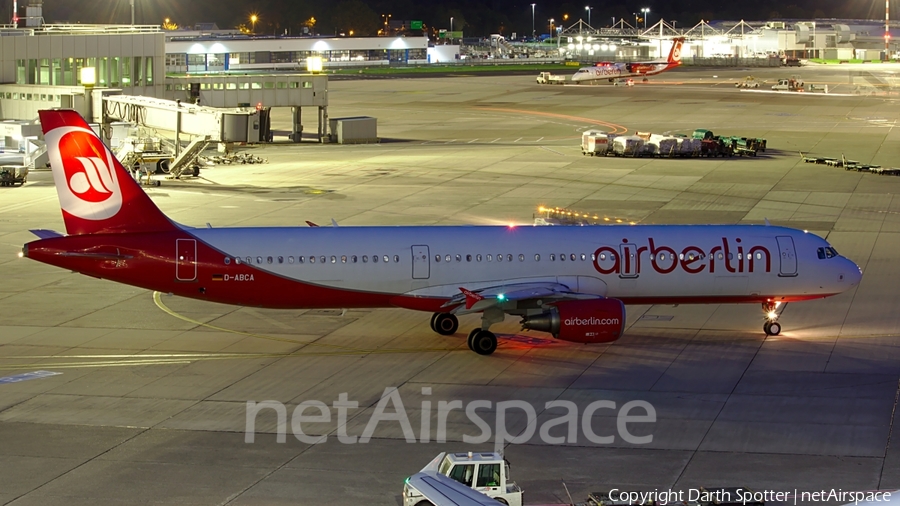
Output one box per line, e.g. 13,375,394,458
728,137,760,157
701,138,733,157
0,166,27,186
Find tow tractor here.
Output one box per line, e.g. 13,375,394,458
735,76,761,88
403,452,523,506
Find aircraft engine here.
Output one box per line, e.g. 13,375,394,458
521,299,625,343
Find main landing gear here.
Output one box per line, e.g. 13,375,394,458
467,328,498,356
762,301,787,336
430,312,458,335
429,308,502,356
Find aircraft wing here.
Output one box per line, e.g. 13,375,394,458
442,282,600,314
406,471,503,506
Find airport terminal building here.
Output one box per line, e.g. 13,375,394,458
0,13,897,123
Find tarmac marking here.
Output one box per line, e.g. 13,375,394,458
475,106,629,134
151,291,461,355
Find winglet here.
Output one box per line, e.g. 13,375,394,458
764,218,771,226
305,221,319,227
459,287,484,310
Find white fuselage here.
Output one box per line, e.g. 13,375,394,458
189,224,859,306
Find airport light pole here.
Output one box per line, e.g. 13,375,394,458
585,6,592,26
886,0,891,60
531,3,536,39
549,18,554,40
641,7,649,29
130,0,135,25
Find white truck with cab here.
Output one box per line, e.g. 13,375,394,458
537,72,567,84
403,451,523,506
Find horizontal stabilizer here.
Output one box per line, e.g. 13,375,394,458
29,229,63,239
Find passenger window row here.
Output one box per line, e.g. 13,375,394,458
223,254,401,265
435,253,589,263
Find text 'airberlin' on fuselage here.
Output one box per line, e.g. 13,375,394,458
592,237,772,276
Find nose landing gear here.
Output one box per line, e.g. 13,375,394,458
762,301,787,336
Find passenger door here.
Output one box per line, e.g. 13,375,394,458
411,245,430,279
776,236,798,277
619,242,639,278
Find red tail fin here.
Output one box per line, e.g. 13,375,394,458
667,37,684,64
39,110,177,235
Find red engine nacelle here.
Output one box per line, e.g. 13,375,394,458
521,299,626,343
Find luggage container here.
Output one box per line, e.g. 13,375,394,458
649,134,679,157
582,133,610,156
675,137,700,157
611,135,643,157
692,129,715,140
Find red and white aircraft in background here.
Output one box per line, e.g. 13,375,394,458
23,110,861,355
571,37,684,84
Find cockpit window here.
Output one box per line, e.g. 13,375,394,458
817,247,839,259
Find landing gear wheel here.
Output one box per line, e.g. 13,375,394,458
433,313,458,335
763,321,782,336
429,313,439,332
471,330,497,355
467,328,480,351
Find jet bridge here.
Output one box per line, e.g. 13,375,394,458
102,95,263,146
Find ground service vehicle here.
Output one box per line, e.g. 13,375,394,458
0,165,27,186
772,76,804,91
735,76,761,88
403,452,523,506
536,72,566,84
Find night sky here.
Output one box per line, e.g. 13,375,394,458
12,0,894,37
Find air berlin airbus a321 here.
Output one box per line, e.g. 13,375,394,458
22,110,861,355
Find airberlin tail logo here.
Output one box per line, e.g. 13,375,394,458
45,126,122,221
670,39,683,63
69,156,114,201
